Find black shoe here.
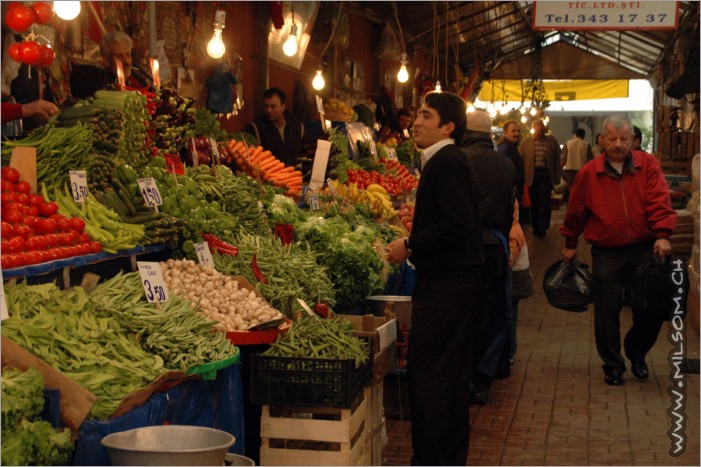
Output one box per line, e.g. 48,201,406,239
631,361,649,380
469,390,488,405
534,230,546,238
605,369,624,385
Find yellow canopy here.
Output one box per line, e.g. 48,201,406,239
478,79,629,102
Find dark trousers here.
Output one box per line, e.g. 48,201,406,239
409,272,480,466
471,244,508,387
530,168,553,233
562,169,579,203
591,242,664,372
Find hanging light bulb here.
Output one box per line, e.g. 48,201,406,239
466,103,476,113
529,107,537,116
397,53,409,83
282,23,298,57
54,1,81,20
488,107,498,118
207,10,226,59
520,115,528,124
520,106,527,115
543,116,550,125
312,68,325,91
434,81,442,92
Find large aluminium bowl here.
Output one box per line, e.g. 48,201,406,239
101,425,235,466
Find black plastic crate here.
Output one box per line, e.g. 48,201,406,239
250,339,372,408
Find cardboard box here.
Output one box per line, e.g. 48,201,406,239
338,314,397,383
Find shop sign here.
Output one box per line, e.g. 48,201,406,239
533,1,679,31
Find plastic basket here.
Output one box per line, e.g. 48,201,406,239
250,338,372,408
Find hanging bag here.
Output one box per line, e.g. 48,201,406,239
543,258,593,312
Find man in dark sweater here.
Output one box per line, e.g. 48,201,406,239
497,120,525,218
386,92,482,465
460,110,516,404
244,87,304,167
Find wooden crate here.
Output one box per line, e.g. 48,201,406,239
260,387,371,466
366,381,386,466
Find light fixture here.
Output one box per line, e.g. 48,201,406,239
543,116,550,124
397,53,409,83
54,1,81,20
282,23,298,57
529,107,537,116
520,115,528,124
312,68,325,91
519,106,527,115
466,103,476,113
207,10,226,59
434,80,442,92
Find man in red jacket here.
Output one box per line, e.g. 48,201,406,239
560,115,677,386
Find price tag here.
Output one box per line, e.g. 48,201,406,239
137,177,163,207
195,242,215,268
326,177,335,193
308,192,320,211
310,139,331,190
209,138,220,164
315,95,325,116
387,148,398,160
69,170,89,202
297,298,319,319
370,140,378,157
137,261,169,303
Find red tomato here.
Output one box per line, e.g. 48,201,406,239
79,243,91,255
68,230,79,245
39,201,58,217
9,236,25,253
4,201,23,212
28,194,44,206
8,43,22,62
1,239,11,253
79,232,90,244
1,192,16,205
30,1,53,24
45,248,60,261
2,210,22,224
14,193,28,205
14,181,30,194
37,45,54,68
1,167,20,183
89,241,103,253
25,236,39,251
1,180,14,191
71,217,86,233
1,254,18,269
5,4,36,33
1,222,13,238
18,41,43,66
36,217,56,234
23,250,42,265
13,224,32,239
49,213,66,221
45,233,59,247
56,217,72,232
68,245,81,257
27,205,39,216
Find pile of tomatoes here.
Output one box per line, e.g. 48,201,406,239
1,167,102,270
346,158,418,195
5,2,55,68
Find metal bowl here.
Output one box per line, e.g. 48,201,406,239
101,425,235,466
366,295,412,317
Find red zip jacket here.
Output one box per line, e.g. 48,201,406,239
560,150,677,249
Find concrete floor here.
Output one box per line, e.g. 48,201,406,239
382,205,700,466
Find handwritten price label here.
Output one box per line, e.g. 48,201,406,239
137,178,163,207
69,170,89,202
137,261,169,303
308,193,320,211
387,148,398,160
195,242,215,268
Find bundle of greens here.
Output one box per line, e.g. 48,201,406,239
1,367,74,466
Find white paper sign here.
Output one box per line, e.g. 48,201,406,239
137,261,169,303
137,177,163,207
0,270,8,321
69,170,89,202
308,192,320,210
195,242,214,268
315,95,325,116
532,1,678,30
209,138,220,164
387,148,398,160
309,139,332,190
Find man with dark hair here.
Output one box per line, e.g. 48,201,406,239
561,128,593,198
392,108,413,137
461,110,516,405
244,87,305,167
497,120,524,211
561,115,677,386
386,91,482,465
632,125,643,150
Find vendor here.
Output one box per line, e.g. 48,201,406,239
243,87,305,167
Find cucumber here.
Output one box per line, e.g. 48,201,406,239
58,105,99,121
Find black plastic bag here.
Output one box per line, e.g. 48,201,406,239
631,255,688,321
543,258,593,312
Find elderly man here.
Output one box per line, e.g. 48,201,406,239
100,31,152,90
519,119,561,238
560,115,677,386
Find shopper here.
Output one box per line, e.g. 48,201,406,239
386,91,482,466
560,115,677,386
1,99,58,124
591,132,605,158
391,108,413,138
519,119,561,238
508,199,534,362
561,128,593,201
459,109,516,405
244,87,305,167
632,125,643,150
497,120,525,215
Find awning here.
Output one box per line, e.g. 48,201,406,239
477,79,629,103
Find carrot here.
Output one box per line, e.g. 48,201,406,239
251,149,273,165
259,157,280,171
228,139,244,154
264,161,285,174
253,153,274,168
275,171,303,181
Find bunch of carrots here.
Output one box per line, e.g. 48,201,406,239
226,138,304,196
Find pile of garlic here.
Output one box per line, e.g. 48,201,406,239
161,259,285,331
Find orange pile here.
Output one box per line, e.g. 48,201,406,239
226,138,304,196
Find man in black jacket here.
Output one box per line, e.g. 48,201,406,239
497,120,525,217
461,110,516,404
386,92,482,465
244,87,304,167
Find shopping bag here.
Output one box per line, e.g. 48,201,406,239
631,255,688,321
543,258,593,312
522,185,531,208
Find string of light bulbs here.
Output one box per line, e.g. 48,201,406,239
312,2,344,91
282,2,298,57
392,2,409,84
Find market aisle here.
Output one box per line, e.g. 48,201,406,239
383,205,700,466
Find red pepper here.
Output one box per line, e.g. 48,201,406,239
202,233,239,256
251,254,268,284
314,303,330,319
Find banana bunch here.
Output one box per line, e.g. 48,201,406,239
329,180,395,219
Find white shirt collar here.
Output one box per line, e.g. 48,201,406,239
420,138,455,169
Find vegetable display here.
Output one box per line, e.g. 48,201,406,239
1,367,74,466
161,259,285,332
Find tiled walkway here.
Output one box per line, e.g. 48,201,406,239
382,206,700,466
